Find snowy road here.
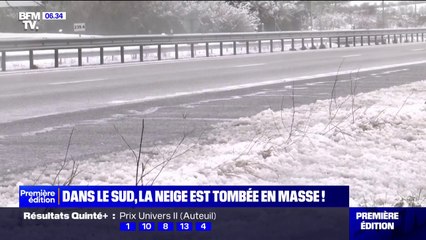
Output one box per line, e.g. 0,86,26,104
1,42,426,178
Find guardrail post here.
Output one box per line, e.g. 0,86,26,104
191,43,195,58
220,42,223,56
78,48,82,66
422,33,424,42
400,34,403,43
310,38,316,49
281,39,284,51
337,37,340,48
1,51,6,71
374,35,378,45
361,36,364,46
345,36,349,47
120,46,125,63
405,34,409,43
157,44,161,60
246,41,250,54
393,35,398,44
175,44,178,59
319,37,326,49
416,33,419,42
301,38,306,50
290,38,296,51
329,37,332,48
206,43,209,57
258,40,262,53
411,33,414,42
99,47,104,65
270,40,273,52
55,49,59,67
387,34,391,44
29,50,34,69
139,45,144,62
381,35,386,44
353,36,356,47
233,41,237,55
367,35,371,45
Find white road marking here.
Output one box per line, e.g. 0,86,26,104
48,78,107,85
254,94,305,97
232,63,266,68
21,124,74,137
342,54,361,58
243,91,267,97
382,68,408,74
144,117,235,121
305,82,325,86
411,48,424,51
195,96,242,105
138,107,160,115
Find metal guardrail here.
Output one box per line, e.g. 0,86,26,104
1,28,426,71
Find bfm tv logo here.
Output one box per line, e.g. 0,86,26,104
18,12,40,30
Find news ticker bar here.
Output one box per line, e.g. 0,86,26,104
19,185,349,208
3,207,425,240
1,208,348,240
15,186,426,239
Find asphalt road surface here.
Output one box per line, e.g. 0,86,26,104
1,42,426,180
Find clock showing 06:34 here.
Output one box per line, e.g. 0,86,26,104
42,12,67,20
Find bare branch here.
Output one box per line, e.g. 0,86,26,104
350,69,360,124
286,80,296,143
52,127,74,186
394,91,414,118
113,124,138,161
33,166,48,185
329,58,345,117
148,133,186,186
136,119,145,186
63,158,81,186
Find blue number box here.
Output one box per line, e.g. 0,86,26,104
196,222,212,231
120,222,136,232
177,222,193,231
158,222,174,231
139,222,155,231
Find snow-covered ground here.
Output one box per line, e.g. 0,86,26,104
1,80,425,207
